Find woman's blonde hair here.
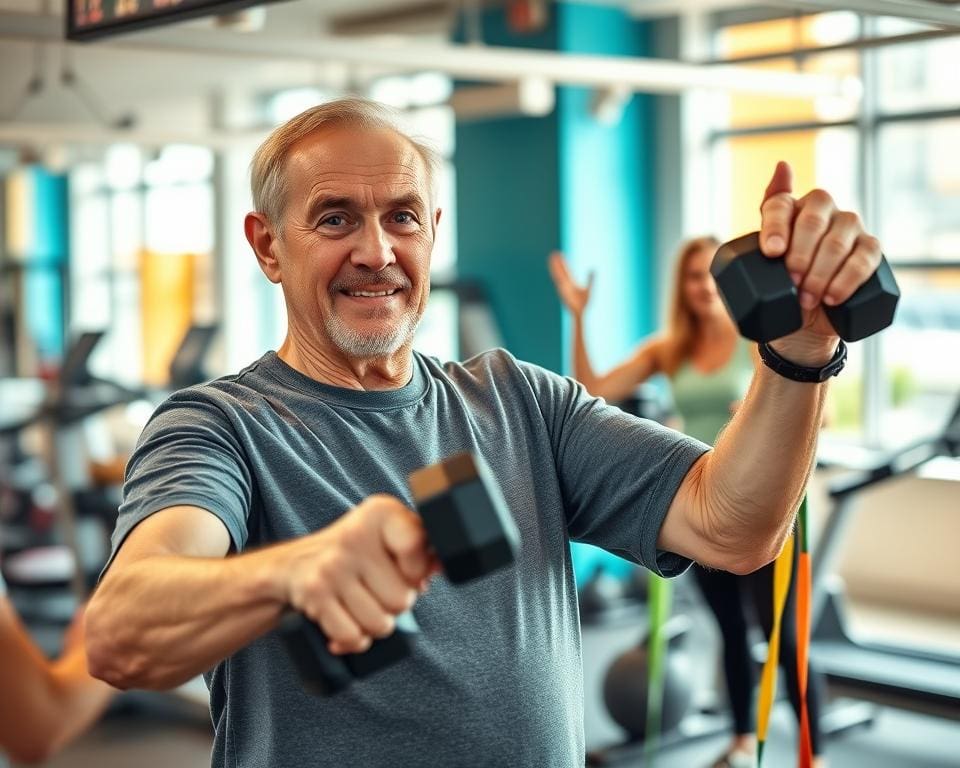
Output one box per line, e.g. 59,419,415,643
250,98,442,237
661,235,721,376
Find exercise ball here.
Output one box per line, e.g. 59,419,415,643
602,623,694,739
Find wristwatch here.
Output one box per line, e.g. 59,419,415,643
758,340,847,383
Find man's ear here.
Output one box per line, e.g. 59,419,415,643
245,212,282,284
432,207,442,238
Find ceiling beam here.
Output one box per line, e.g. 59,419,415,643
766,0,960,28
0,11,857,98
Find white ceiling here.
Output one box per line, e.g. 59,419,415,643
0,0,956,148
0,0,453,136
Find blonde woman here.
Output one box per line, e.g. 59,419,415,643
549,237,827,768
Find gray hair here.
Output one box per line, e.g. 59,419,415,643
250,97,442,236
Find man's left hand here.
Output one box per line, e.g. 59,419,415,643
759,160,883,366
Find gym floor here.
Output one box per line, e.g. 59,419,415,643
20,697,960,768
17,598,959,768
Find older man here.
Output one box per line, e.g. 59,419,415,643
86,98,880,767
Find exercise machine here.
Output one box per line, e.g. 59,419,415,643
810,395,960,722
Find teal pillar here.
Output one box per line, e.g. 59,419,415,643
557,3,658,373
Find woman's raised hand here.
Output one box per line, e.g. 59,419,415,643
548,251,594,318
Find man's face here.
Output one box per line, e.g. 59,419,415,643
272,126,438,360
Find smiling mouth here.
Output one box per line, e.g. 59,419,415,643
341,288,402,298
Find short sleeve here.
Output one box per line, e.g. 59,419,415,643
106,388,254,570
517,358,709,577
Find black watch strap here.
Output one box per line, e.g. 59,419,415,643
758,340,847,383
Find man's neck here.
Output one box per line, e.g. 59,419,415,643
276,333,414,391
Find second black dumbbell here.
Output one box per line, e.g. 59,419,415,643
711,231,900,342
279,451,519,695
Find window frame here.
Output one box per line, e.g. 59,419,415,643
700,11,960,448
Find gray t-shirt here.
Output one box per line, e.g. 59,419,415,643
110,349,708,768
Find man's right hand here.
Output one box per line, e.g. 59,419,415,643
282,494,441,655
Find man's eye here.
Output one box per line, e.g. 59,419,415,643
321,215,346,227
394,212,417,225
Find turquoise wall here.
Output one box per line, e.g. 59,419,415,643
556,4,658,373
456,116,562,369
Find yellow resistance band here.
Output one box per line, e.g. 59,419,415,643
756,530,796,765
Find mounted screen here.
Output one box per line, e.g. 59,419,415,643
66,0,282,41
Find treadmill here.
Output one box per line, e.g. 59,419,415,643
810,396,960,722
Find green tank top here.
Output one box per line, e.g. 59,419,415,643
670,339,754,446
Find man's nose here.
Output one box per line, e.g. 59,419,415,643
350,220,396,272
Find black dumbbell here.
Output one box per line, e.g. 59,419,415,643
278,451,519,695
711,231,900,342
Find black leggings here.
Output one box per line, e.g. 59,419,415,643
692,542,825,755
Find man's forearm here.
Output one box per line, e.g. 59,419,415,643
87,546,288,690
699,357,828,571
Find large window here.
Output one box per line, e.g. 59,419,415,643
875,19,960,113
70,144,215,387
707,13,960,448
876,118,960,263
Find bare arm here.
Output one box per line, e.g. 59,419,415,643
571,317,664,401
548,250,665,401
86,499,437,691
659,359,827,573
0,600,114,764
86,505,278,690
659,161,882,574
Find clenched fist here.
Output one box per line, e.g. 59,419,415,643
281,495,441,655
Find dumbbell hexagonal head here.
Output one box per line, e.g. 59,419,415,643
822,257,900,342
712,231,900,343
710,232,802,342
409,451,519,584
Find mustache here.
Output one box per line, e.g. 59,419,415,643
330,268,413,293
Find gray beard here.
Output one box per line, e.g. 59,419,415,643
323,305,422,359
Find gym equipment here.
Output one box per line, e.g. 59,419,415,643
577,564,651,624
1,325,221,598
426,280,505,360
711,231,900,342
586,571,731,767
279,451,520,695
602,617,694,740
756,532,797,766
579,566,634,619
810,395,960,722
168,324,218,389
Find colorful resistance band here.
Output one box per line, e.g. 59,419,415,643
756,529,796,766
644,573,673,767
796,496,814,768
